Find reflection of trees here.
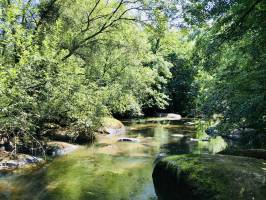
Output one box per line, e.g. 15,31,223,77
160,137,191,155
208,137,227,154
193,137,227,155
153,125,170,145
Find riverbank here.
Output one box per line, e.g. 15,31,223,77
0,141,79,173
0,117,127,172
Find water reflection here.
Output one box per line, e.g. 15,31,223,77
0,118,227,200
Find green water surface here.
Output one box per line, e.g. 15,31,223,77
0,119,227,200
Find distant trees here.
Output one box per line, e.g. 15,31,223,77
146,0,266,146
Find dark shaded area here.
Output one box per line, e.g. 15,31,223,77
164,53,197,116
219,148,266,160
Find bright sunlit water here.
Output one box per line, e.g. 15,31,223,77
0,118,227,200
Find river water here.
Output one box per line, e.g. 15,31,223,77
0,118,226,200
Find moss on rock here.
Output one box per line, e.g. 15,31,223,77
152,154,266,200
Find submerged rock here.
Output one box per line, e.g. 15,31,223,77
117,138,139,143
99,117,126,135
153,154,266,200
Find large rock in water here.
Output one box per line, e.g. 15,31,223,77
152,154,266,200
99,117,125,134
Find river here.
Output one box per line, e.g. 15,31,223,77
0,118,227,200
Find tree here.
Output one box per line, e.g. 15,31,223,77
184,0,266,146
0,0,174,153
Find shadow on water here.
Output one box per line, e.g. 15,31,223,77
0,118,227,200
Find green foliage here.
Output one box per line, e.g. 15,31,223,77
189,0,266,142
0,0,172,152
1,0,265,151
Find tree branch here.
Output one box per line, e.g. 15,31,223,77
81,0,101,32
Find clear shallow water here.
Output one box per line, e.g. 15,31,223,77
0,118,226,200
